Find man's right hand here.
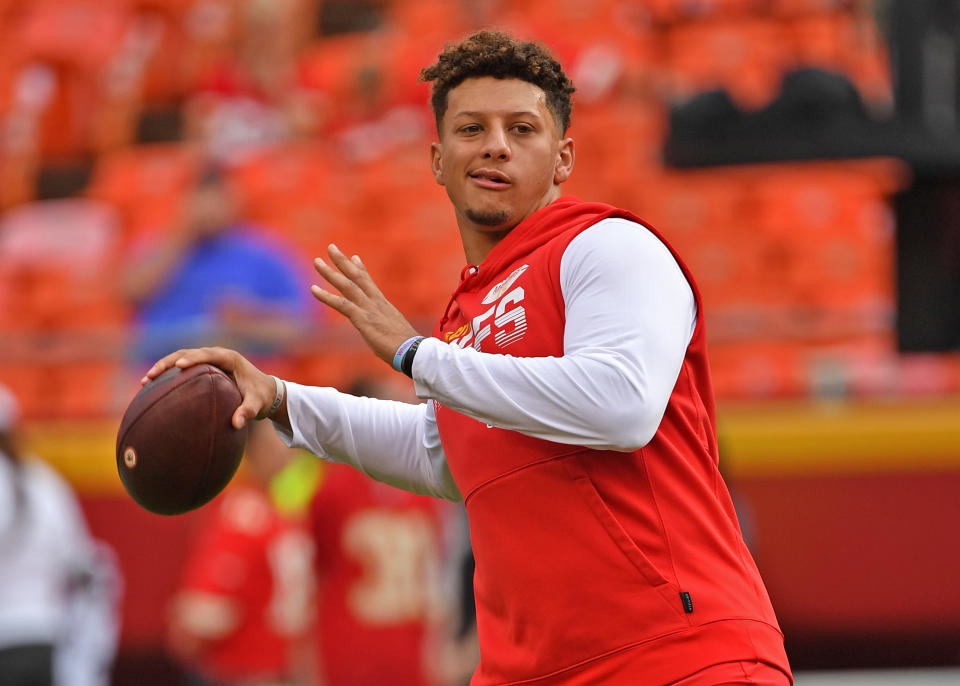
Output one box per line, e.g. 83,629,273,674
141,347,288,430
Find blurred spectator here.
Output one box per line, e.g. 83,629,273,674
120,165,313,364
307,377,456,686
167,420,318,686
295,27,435,163
0,384,121,686
184,0,318,165
55,541,123,686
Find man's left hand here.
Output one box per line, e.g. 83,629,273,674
311,243,421,366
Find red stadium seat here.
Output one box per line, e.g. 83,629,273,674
645,0,768,23
87,143,199,239
665,17,793,108
53,358,128,418
708,340,810,398
633,170,747,251
110,0,239,103
747,160,906,314
297,32,401,134
0,361,47,420
1,1,141,160
787,9,859,72
0,196,130,418
227,141,333,251
567,97,669,206
769,0,851,17
0,197,129,327
786,7,892,102
383,0,462,54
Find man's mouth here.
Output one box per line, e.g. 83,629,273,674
470,169,511,188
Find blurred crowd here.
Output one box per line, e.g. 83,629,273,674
2,0,957,423
2,0,960,684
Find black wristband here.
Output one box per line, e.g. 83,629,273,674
400,336,425,378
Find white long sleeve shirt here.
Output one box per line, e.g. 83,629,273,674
0,456,97,646
276,217,696,501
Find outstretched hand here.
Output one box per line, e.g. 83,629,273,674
311,243,421,366
140,347,285,430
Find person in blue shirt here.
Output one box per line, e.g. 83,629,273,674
121,166,313,362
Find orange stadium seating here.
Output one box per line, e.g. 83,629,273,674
645,0,769,22
769,0,854,16
87,142,199,239
111,0,239,104
665,17,794,108
0,196,130,417
747,160,904,313
0,1,141,159
226,141,335,255
1,0,954,418
786,8,892,102
708,339,812,397
568,95,669,188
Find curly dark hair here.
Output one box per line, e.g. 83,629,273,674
419,30,576,135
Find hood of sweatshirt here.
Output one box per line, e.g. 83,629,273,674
438,196,628,330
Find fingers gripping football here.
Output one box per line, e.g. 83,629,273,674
312,244,420,366
141,347,276,429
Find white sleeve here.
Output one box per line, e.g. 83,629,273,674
412,217,697,451
273,383,460,501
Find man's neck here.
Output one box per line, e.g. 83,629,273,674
456,189,563,264
458,224,513,265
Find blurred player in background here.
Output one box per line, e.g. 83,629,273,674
145,30,792,686
167,420,318,686
307,376,456,686
435,507,480,686
0,384,121,686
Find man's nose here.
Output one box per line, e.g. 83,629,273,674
481,128,510,160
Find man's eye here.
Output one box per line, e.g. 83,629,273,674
514,125,532,134
461,125,481,134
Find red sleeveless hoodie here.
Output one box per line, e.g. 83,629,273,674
431,197,791,685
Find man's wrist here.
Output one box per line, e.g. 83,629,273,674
393,336,426,377
392,336,425,375
400,337,425,378
261,375,286,419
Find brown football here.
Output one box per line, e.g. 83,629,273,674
116,364,248,515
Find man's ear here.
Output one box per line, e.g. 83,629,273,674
554,137,575,185
430,142,445,185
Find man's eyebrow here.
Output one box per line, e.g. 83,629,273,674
452,110,543,119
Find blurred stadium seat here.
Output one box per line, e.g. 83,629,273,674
769,0,855,16
0,1,142,159
645,0,769,23
666,17,793,108
226,141,333,252
0,197,129,416
748,161,901,314
87,142,199,238
112,0,238,105
786,8,892,102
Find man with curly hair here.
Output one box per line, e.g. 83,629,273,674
144,30,793,686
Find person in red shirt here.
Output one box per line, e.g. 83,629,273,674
167,421,316,686
145,30,793,686
307,377,452,686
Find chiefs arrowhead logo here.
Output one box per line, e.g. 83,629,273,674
481,264,529,305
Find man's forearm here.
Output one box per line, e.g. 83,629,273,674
273,383,460,501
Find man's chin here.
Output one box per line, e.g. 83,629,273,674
465,207,511,228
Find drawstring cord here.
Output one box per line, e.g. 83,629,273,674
439,264,479,331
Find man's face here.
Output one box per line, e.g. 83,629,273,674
431,77,574,235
